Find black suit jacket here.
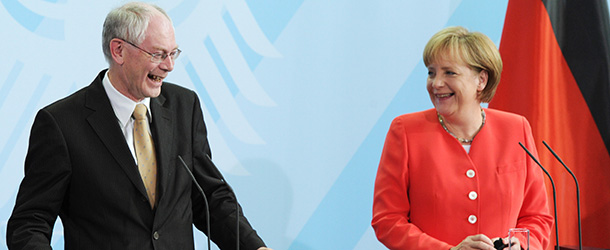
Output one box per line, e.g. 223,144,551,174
7,70,266,250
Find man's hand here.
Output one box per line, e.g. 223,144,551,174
257,247,273,250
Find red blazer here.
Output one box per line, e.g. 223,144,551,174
372,108,553,250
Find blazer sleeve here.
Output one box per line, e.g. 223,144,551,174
7,109,70,250
188,93,266,250
372,117,453,250
515,117,553,250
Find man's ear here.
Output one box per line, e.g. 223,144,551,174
110,38,125,65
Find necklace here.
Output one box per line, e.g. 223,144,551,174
437,109,486,144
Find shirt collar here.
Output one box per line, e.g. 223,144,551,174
102,71,152,128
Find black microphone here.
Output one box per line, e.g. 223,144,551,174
542,141,582,250
204,154,240,250
518,142,559,250
178,155,211,250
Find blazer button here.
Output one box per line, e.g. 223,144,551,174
468,215,477,224
153,231,160,240
468,191,478,200
466,169,475,178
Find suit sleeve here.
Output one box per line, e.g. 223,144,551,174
371,117,453,250
515,117,553,250
188,93,266,250
7,109,70,250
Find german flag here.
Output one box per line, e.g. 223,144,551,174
490,0,610,249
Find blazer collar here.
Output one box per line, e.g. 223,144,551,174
84,69,150,204
149,92,175,211
86,69,176,213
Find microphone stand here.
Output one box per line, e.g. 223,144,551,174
519,142,560,250
542,141,582,250
178,155,211,250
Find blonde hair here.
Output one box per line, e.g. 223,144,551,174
423,26,503,103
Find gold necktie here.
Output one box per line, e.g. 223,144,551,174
133,104,157,208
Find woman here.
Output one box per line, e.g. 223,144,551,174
371,26,553,250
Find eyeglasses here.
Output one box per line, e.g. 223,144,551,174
121,39,181,63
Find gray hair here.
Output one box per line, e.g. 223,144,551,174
102,2,171,64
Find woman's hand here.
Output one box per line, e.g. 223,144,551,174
500,236,522,250
488,237,523,250
450,234,495,250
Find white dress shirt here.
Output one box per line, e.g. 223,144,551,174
102,71,152,164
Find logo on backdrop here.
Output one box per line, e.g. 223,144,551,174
0,0,281,246
2,0,66,40
170,0,282,174
0,0,281,174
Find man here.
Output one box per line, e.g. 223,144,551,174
6,2,272,250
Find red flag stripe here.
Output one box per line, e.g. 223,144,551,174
491,0,610,249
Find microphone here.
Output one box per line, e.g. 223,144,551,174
204,154,240,250
518,142,559,250
542,141,582,250
178,155,211,250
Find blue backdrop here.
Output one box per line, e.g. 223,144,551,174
0,1,514,249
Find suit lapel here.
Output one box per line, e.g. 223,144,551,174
150,93,175,208
85,70,149,199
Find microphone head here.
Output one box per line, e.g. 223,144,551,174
494,238,508,250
